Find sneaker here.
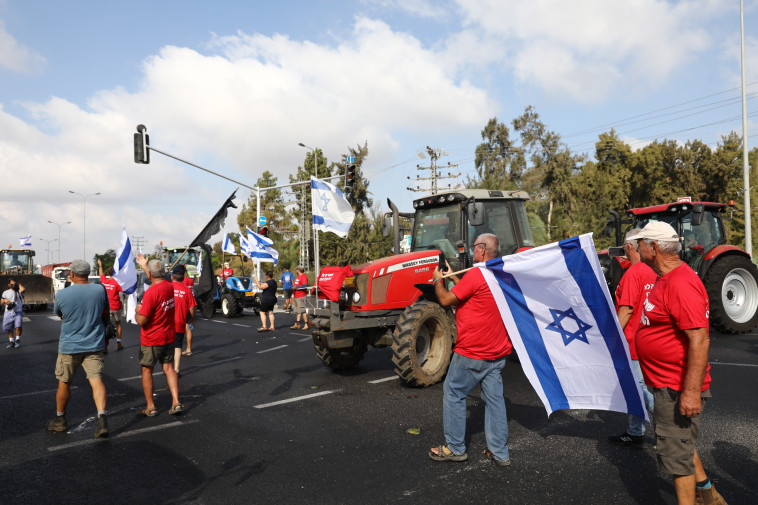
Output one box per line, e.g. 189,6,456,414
14,340,20,348
94,415,109,438
608,431,644,447
6,341,14,349
116,342,124,351
695,485,727,505
290,323,301,329
46,415,67,432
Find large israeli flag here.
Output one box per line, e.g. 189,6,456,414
112,227,137,295
245,226,278,265
311,176,355,238
19,235,31,247
483,233,647,420
240,234,251,257
222,233,237,255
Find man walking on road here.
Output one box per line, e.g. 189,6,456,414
281,266,294,312
98,258,124,351
608,228,657,447
291,266,310,330
2,279,25,348
429,233,513,467
47,260,110,438
135,254,182,416
171,265,196,376
635,221,726,505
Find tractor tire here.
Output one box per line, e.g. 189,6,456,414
314,335,368,371
200,299,216,318
221,294,240,318
391,300,454,387
704,255,758,334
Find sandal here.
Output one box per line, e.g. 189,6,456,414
483,448,511,467
268,327,275,331
257,328,269,332
428,445,468,462
181,351,192,356
136,406,158,417
169,404,184,415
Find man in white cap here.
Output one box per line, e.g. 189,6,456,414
634,221,726,505
222,262,234,281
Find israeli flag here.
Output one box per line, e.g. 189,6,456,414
112,227,138,295
222,234,237,255
246,226,278,265
19,235,31,247
482,233,647,420
240,234,251,257
311,176,355,238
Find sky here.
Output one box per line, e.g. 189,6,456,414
0,0,756,265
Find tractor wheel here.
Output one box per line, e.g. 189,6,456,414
200,299,216,318
314,334,368,371
220,294,240,318
391,300,454,387
704,255,758,334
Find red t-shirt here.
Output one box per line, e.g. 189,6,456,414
294,274,308,298
172,281,197,333
450,267,512,360
183,276,194,287
138,280,176,346
100,275,123,311
614,262,657,360
222,268,234,279
636,263,711,391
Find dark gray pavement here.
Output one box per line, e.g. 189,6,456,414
0,308,756,505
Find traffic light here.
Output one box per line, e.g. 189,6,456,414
258,226,269,238
134,124,150,164
345,164,356,188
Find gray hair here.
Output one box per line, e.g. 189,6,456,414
641,238,682,256
624,228,642,244
476,233,501,258
147,259,165,279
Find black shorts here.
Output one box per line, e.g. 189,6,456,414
260,300,276,313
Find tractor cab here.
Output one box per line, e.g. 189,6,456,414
0,249,35,275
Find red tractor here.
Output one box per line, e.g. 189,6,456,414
310,189,535,387
600,199,758,334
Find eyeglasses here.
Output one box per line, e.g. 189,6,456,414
473,242,486,250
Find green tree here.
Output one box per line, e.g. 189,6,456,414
92,249,117,275
467,117,525,190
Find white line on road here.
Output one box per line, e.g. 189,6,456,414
298,337,311,342
257,345,288,354
233,323,249,327
47,419,200,452
1,386,79,400
47,315,60,321
209,319,227,324
710,362,758,367
254,390,339,409
117,356,244,381
369,376,399,384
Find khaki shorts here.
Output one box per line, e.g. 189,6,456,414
55,352,104,382
652,387,711,476
139,343,175,368
294,296,307,314
110,310,121,323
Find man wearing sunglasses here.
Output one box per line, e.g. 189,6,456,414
428,233,513,467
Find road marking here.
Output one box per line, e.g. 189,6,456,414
1,386,79,401
23,317,31,322
257,345,288,354
209,319,227,324
48,315,60,321
298,337,311,343
254,390,339,409
369,376,399,384
233,323,249,327
117,356,243,381
710,362,758,367
47,419,200,452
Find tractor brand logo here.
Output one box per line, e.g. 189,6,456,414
386,255,438,274
414,267,430,274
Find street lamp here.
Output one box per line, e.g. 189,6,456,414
48,220,71,263
39,238,58,265
68,191,101,260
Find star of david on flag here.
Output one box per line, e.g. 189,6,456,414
245,226,278,265
481,233,648,420
311,176,355,238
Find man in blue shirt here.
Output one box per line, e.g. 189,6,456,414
280,266,295,313
47,260,110,438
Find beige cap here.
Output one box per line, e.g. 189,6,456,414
636,221,680,242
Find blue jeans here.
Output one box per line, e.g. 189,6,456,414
627,359,655,436
443,352,509,461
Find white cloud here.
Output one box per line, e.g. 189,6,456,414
362,0,451,20
0,19,45,74
452,0,720,102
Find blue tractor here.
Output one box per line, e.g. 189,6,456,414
218,276,261,318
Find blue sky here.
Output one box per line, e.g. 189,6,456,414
1,0,756,263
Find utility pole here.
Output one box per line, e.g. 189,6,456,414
407,146,461,194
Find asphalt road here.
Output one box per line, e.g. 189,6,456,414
0,307,756,505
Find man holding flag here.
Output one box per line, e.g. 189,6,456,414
429,233,513,467
98,258,124,351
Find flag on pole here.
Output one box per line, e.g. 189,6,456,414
311,176,355,238
112,227,137,295
246,226,278,265
222,234,237,255
19,235,31,247
481,233,648,420
239,234,251,257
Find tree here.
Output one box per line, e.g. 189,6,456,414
92,249,117,275
467,117,525,190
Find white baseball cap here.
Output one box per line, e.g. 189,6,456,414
636,221,680,242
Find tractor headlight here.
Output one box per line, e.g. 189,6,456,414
352,292,361,304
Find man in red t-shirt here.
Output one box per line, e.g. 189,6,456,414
135,255,182,416
428,234,513,467
181,269,195,354
635,221,724,505
170,265,196,377
608,229,658,447
222,262,234,280
291,266,310,329
98,259,124,351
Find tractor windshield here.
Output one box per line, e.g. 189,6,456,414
167,249,199,267
0,251,33,274
466,200,534,256
633,209,724,253
412,204,462,258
